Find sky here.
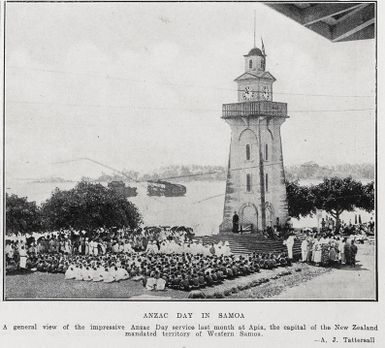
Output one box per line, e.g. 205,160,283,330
5,2,376,180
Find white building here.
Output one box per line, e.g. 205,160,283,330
220,44,289,233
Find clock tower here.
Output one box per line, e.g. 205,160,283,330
237,46,273,102
220,42,289,233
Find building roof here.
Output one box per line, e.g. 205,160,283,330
244,47,264,57
266,2,375,42
234,71,276,82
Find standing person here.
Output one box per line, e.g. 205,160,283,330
321,218,326,231
329,238,339,265
209,243,216,256
338,237,346,265
285,233,295,261
85,238,90,255
232,211,239,233
79,237,86,255
320,234,330,266
301,236,308,262
330,218,335,231
306,236,314,263
313,235,322,266
344,238,352,266
350,240,358,267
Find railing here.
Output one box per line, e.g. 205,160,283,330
222,101,288,118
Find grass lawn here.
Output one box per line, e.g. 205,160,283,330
5,272,189,300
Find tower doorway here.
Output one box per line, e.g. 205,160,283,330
239,203,258,231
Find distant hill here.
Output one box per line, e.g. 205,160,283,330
139,165,226,182
79,162,374,183
88,165,227,183
31,176,74,184
285,162,374,181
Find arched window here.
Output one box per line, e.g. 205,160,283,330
246,144,251,160
249,59,252,69
265,173,269,192
246,174,252,192
265,144,268,161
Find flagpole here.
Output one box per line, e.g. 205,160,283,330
253,10,256,48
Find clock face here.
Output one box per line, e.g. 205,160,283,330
242,86,254,101
261,86,270,100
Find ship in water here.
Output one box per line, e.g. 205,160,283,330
147,180,186,197
108,180,138,197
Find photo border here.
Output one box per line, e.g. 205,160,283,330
2,0,378,302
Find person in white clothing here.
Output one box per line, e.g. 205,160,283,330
83,267,93,281
301,238,309,262
222,241,231,256
115,267,129,281
285,234,296,260
93,266,104,282
74,265,84,280
65,266,76,280
155,276,166,291
145,277,157,290
124,240,134,253
103,267,115,283
18,246,28,269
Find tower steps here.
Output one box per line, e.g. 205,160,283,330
197,234,302,257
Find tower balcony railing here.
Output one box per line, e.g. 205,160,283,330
222,101,288,118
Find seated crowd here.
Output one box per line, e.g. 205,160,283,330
28,250,292,291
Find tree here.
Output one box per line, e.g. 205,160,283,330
312,176,366,227
6,194,42,234
357,181,375,212
122,169,140,181
285,180,316,219
41,181,142,231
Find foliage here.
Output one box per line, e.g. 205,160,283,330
285,180,316,219
285,177,375,223
41,181,142,231
357,181,375,212
312,177,370,225
6,194,43,234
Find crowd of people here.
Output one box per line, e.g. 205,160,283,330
289,218,374,267
299,234,358,267
20,250,292,292
6,218,374,292
6,225,193,256
5,226,231,276
320,216,375,237
5,224,296,291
